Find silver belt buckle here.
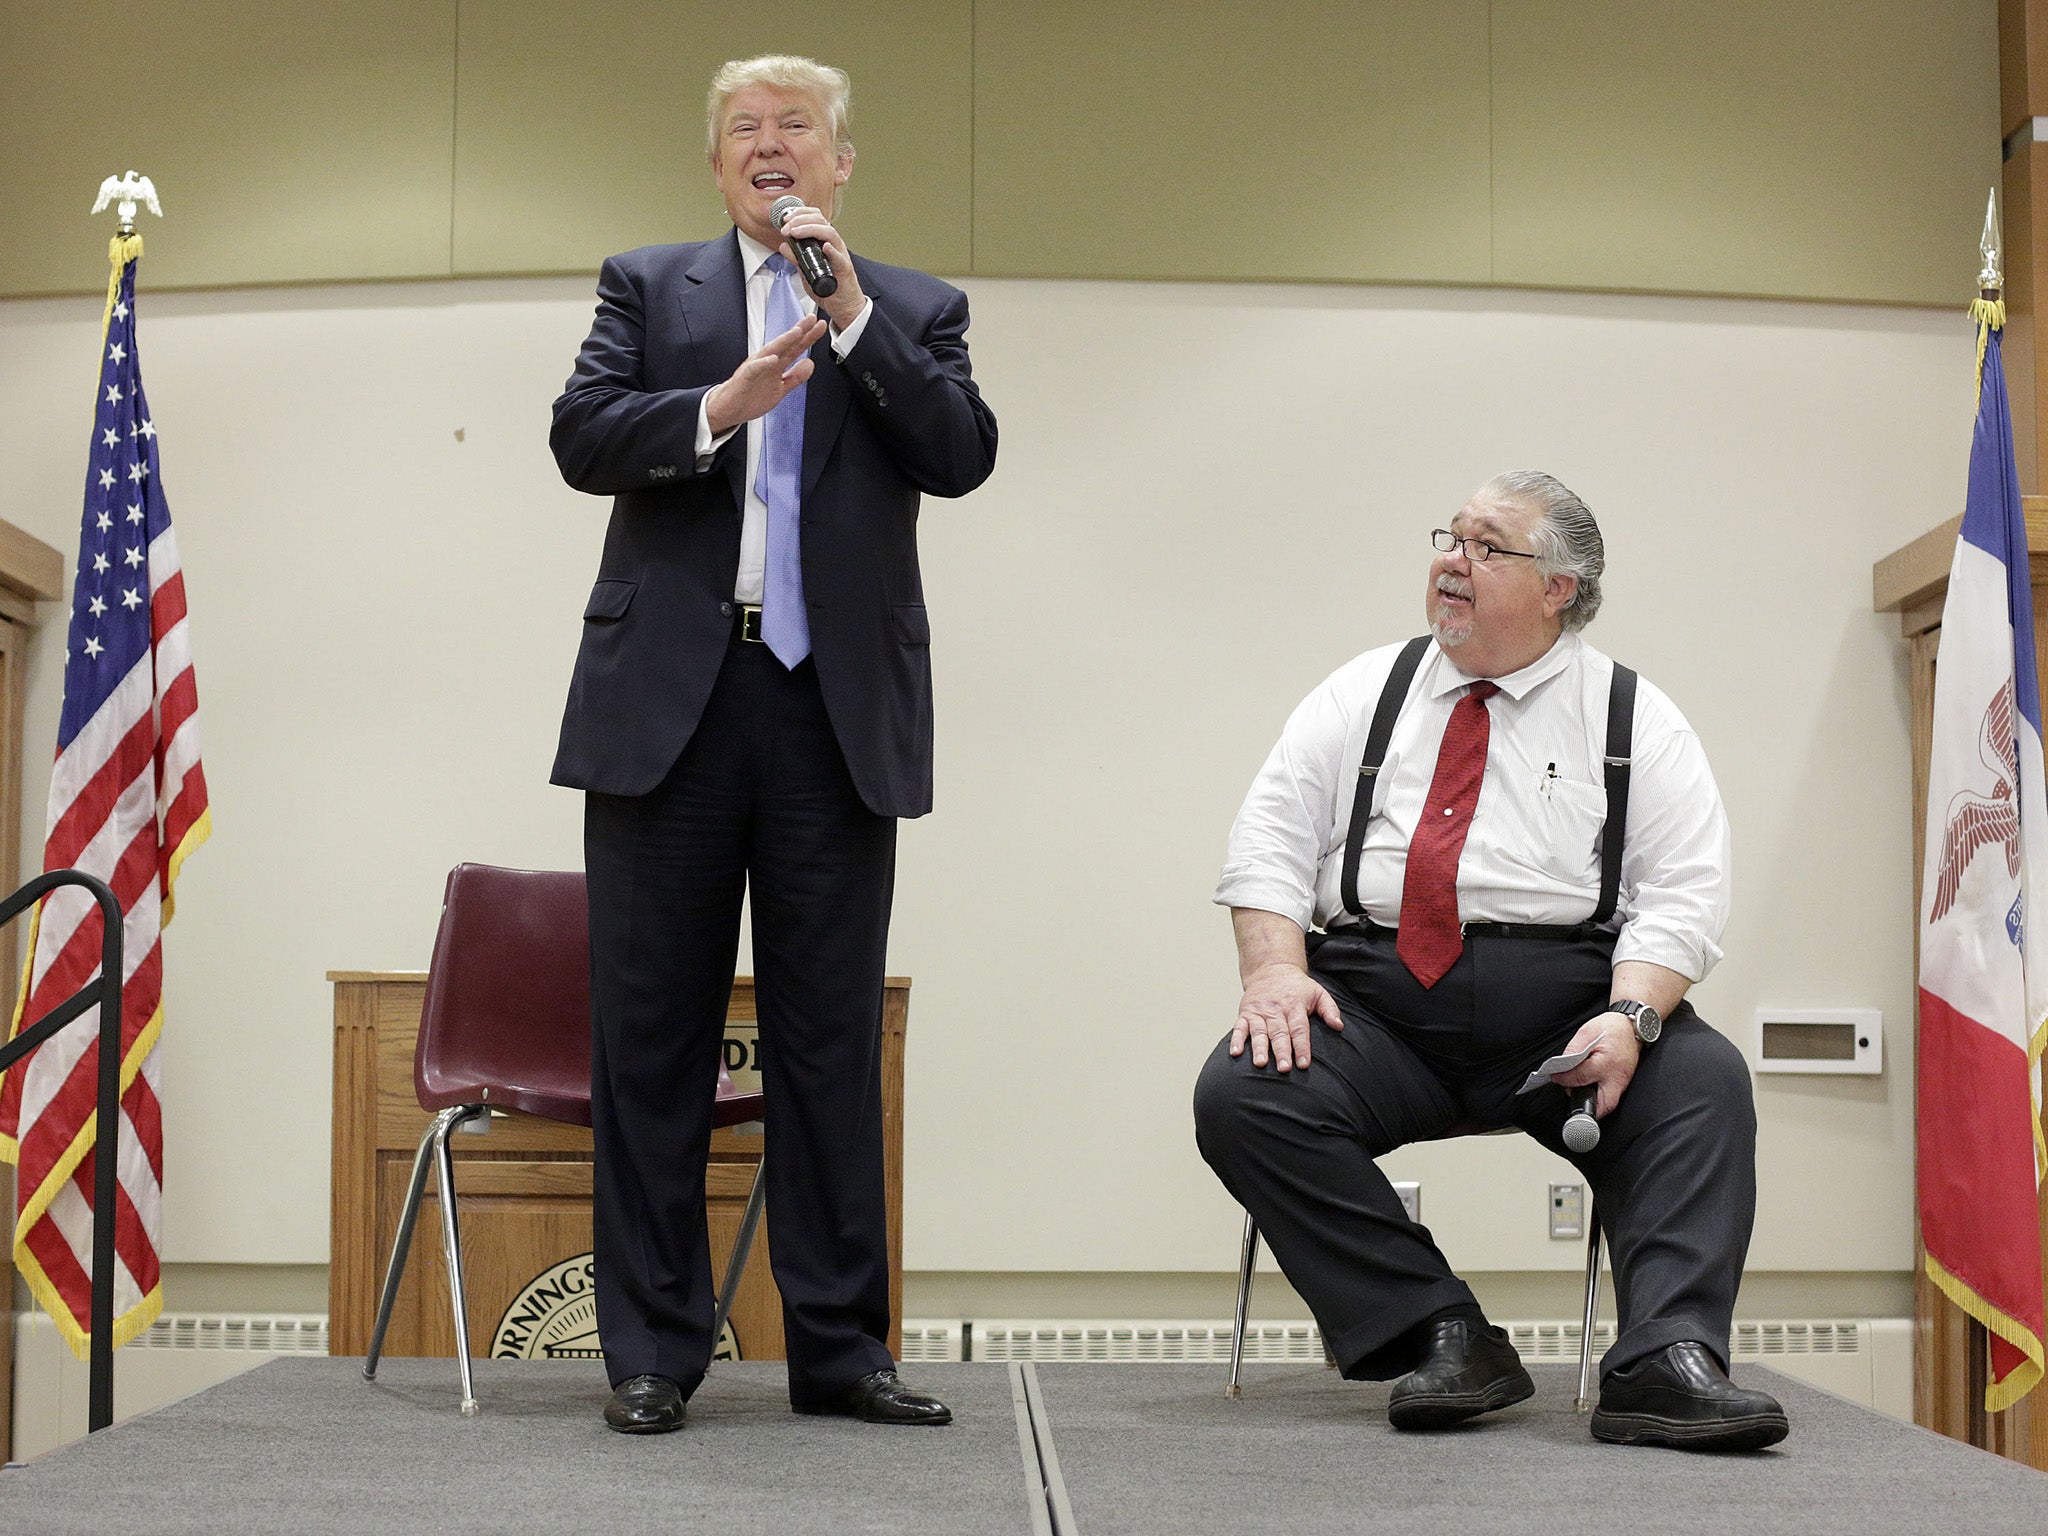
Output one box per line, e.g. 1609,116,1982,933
739,604,764,642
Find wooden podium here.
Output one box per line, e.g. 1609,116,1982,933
327,972,908,1365
1875,504,2048,1468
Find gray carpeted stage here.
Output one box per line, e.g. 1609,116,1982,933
2,1357,2045,1534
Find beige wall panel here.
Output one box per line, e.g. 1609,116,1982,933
452,1,971,276
0,1,457,296
972,1,1491,283
1492,0,1999,304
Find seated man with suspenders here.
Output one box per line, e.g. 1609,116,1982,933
1193,471,1787,1451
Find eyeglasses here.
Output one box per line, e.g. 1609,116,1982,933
1431,528,1537,564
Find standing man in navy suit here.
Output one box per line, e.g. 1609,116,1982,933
550,53,997,1434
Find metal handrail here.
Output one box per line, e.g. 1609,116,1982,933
0,869,124,1432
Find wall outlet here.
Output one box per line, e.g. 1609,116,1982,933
1393,1181,1421,1224
1549,1182,1585,1239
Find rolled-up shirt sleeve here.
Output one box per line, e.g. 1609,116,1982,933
1214,678,1352,933
1612,713,1731,982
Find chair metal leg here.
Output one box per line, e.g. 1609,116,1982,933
431,1104,488,1416
1228,1212,1259,1398
1576,1208,1604,1413
364,1112,445,1382
711,1155,767,1350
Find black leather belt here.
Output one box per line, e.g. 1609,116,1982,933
1344,918,1602,942
735,603,764,642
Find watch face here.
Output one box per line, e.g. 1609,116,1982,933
1634,1005,1661,1044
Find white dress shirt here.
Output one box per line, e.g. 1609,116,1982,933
1215,630,1731,982
693,228,873,603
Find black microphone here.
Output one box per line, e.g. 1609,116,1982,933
1562,1085,1600,1154
769,195,837,298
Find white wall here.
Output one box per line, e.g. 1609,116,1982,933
0,272,1969,1278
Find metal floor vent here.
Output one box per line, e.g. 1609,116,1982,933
129,1313,329,1353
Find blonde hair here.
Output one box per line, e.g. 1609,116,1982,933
705,55,853,159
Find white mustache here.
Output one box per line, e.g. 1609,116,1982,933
1435,575,1473,600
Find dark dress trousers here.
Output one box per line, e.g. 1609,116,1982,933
1193,926,1757,1382
550,233,997,1402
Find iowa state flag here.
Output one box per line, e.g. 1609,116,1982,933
1918,307,2048,1412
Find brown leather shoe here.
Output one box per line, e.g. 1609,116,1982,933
604,1374,686,1434
794,1368,953,1425
1592,1342,1789,1450
1387,1319,1535,1430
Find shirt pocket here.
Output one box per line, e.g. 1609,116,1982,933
1539,776,1609,870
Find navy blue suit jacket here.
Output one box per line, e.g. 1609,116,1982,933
549,232,998,818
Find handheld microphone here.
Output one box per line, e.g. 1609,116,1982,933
768,196,838,298
1562,1085,1601,1154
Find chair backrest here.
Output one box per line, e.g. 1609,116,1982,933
415,864,595,1126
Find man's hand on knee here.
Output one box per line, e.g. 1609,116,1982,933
1230,964,1344,1073
1551,1013,1639,1116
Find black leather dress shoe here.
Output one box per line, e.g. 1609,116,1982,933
604,1374,686,1434
1387,1319,1535,1430
1592,1341,1789,1451
794,1368,953,1425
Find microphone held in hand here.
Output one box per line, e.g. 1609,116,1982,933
769,196,838,298
1561,1084,1601,1154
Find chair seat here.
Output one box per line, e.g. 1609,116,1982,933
713,1088,766,1129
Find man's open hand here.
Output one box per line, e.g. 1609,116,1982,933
1230,963,1344,1073
704,315,829,436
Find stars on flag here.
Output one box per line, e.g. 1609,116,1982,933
94,512,110,532
101,428,117,449
119,588,141,611
87,596,106,618
82,636,103,659
105,384,121,405
112,299,127,319
91,553,108,574
98,468,115,490
107,342,125,364
123,547,142,569
126,462,147,483
138,419,155,440
126,503,143,524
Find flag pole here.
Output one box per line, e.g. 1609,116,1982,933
79,172,160,1433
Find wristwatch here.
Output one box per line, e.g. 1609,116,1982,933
1610,999,1662,1045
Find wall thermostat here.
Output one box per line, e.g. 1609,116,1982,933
1749,1008,1882,1075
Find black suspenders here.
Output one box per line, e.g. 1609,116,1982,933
1337,637,1637,928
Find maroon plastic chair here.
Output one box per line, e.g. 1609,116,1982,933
362,863,767,1414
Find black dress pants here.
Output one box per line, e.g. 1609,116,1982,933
585,636,897,1404
1192,925,1756,1380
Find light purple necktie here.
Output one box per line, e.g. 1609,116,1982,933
760,254,811,668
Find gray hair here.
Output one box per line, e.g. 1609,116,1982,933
1476,470,1604,631
706,55,854,159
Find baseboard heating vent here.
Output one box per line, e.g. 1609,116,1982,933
131,1313,328,1353
973,1321,1327,1364
1733,1320,1862,1356
899,1320,966,1362
1506,1321,1617,1359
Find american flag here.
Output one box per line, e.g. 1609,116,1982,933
0,239,210,1356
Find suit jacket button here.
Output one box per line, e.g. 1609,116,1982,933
719,602,733,616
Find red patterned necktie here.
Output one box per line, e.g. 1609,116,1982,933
1397,681,1500,987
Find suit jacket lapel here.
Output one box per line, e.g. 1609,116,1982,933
676,232,750,514
800,261,868,500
